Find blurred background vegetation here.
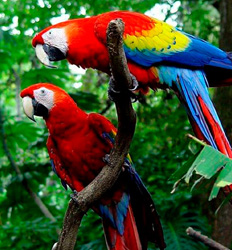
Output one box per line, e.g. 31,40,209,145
0,0,231,249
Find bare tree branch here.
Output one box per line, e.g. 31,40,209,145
0,105,57,224
52,19,136,250
186,227,230,250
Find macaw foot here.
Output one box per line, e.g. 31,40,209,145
103,154,129,172
70,190,78,204
129,73,139,92
103,154,110,164
108,74,139,102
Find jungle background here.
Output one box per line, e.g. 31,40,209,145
1,0,232,249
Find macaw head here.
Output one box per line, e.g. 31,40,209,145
32,21,75,68
20,83,72,121
31,16,101,69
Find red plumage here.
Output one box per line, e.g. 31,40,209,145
32,11,232,197
20,83,166,250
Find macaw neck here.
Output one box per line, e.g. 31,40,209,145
66,17,110,73
45,101,88,139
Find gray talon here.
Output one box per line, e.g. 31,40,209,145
70,190,78,203
108,75,139,102
103,154,110,164
108,77,120,101
129,74,139,91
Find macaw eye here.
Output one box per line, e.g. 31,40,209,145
40,88,46,96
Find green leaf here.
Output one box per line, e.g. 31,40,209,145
194,146,229,178
173,144,232,200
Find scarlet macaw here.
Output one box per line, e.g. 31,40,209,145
32,11,232,193
20,83,166,250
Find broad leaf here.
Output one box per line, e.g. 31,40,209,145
173,142,232,201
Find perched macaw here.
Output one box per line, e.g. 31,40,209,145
20,83,166,250
32,11,232,193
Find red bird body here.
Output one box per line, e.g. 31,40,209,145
20,83,166,250
32,11,232,194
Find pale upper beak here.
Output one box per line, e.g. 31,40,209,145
22,96,49,121
22,96,36,122
35,44,57,68
35,44,66,68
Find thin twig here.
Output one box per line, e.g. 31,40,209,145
187,133,207,146
53,19,136,250
186,227,230,250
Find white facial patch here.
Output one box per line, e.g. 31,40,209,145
34,87,54,111
42,28,68,55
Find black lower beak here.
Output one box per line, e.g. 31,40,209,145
32,99,49,118
43,44,66,61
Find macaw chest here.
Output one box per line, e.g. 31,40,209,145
55,132,111,186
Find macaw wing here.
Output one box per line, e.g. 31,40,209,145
50,159,68,190
88,112,133,166
47,137,70,190
94,118,165,249
88,113,139,241
95,11,232,69
123,17,232,69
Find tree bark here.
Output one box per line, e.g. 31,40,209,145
52,19,137,250
186,227,230,250
211,0,232,247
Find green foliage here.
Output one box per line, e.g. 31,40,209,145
173,136,232,201
160,194,208,250
0,217,59,250
0,0,220,249
69,92,101,112
178,0,219,45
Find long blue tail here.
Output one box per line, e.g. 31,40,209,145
158,66,232,194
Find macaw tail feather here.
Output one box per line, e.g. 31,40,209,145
165,67,232,193
197,96,232,156
188,95,232,195
102,202,142,250
99,168,166,250
128,168,166,250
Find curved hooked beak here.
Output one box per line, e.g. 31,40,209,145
35,44,66,68
22,96,48,122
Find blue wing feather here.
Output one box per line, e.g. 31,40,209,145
99,131,131,236
124,30,232,69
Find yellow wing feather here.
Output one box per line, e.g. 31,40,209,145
123,18,190,55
